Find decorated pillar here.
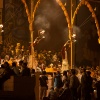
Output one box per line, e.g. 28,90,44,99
0,0,3,44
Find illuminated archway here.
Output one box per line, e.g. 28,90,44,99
21,0,71,35
21,0,100,40
56,0,72,41
72,0,100,38
21,0,31,30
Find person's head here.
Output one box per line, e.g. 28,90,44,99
67,70,71,77
4,62,9,68
57,71,60,75
79,67,84,74
31,69,35,74
86,71,91,76
71,69,76,75
42,71,46,75
82,67,86,73
54,72,56,75
1,64,4,68
53,72,57,77
12,62,17,67
22,62,27,68
63,70,67,76
19,60,23,66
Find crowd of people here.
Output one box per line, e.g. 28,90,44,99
0,55,100,100
0,60,36,90
0,43,100,100
39,67,100,100
0,43,63,71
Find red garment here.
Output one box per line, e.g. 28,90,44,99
61,46,66,59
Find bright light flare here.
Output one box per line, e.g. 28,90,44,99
72,33,76,38
1,30,4,32
0,24,3,28
39,30,45,35
42,36,45,38
38,29,45,38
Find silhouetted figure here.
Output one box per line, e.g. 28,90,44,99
62,70,69,88
0,64,6,90
55,71,63,89
31,68,36,100
0,62,14,90
58,81,71,100
39,71,48,100
21,62,31,76
48,87,58,100
18,60,23,72
81,69,93,100
69,69,80,100
95,81,100,100
11,62,20,76
53,72,57,89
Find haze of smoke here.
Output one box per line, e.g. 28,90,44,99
34,0,64,29
73,26,81,38
62,25,81,41
73,26,81,34
34,15,50,30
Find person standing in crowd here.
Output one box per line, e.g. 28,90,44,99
11,62,20,76
81,68,93,100
18,60,23,73
69,69,80,100
62,70,69,88
77,67,84,100
0,64,6,90
67,70,71,81
48,87,58,100
31,68,36,78
20,62,31,76
77,67,84,83
53,72,57,89
39,71,48,100
31,68,36,100
0,62,15,90
95,80,100,100
86,71,93,100
3,62,15,76
54,71,62,89
58,81,71,100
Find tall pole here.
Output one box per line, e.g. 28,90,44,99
30,0,34,69
70,0,73,69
